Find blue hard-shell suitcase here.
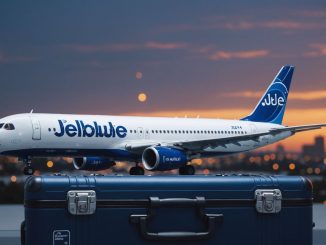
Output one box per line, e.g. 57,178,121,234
22,174,313,245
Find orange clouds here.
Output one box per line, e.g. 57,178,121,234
208,50,269,61
304,44,326,57
145,41,188,50
68,41,188,53
67,43,139,53
227,90,326,101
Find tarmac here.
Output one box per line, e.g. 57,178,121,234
1,204,326,245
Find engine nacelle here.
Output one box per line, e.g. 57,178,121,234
73,157,116,171
142,146,187,171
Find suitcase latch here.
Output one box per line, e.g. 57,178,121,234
67,190,96,215
255,189,282,214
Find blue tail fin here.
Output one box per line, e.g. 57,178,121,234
241,65,294,125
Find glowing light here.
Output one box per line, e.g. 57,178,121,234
315,168,321,175
323,200,326,205
324,158,326,165
10,176,17,183
203,169,210,175
135,72,143,80
264,155,270,161
272,163,279,171
138,93,147,102
63,157,73,164
47,161,54,168
270,154,276,161
289,163,296,171
307,167,313,174
192,159,203,165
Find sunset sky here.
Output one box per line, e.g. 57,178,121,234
0,1,326,151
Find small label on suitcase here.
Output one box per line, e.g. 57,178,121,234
53,230,70,245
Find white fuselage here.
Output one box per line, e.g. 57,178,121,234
0,113,291,162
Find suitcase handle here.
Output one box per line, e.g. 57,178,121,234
130,197,223,241
149,196,206,207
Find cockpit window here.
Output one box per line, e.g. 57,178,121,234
4,123,15,130
0,123,3,129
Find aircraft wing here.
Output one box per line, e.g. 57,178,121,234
124,123,326,153
124,132,272,152
270,124,326,134
175,123,326,151
172,132,272,150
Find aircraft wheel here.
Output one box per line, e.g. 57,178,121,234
179,165,195,175
129,166,145,175
23,166,35,175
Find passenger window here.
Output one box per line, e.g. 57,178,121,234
0,123,4,129
4,123,15,130
175,130,177,134
134,130,137,133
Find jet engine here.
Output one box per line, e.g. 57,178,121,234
73,157,116,171
142,146,187,171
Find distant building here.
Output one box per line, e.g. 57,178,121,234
276,144,285,154
302,136,325,161
276,144,286,159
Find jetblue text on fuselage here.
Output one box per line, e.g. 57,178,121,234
261,93,285,107
54,120,127,138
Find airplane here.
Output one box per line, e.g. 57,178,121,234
0,65,325,175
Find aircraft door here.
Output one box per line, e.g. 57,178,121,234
31,118,41,140
137,127,144,139
249,124,257,134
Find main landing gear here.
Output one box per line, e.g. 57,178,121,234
179,165,195,175
21,157,35,175
129,164,145,175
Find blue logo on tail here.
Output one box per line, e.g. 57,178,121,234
241,65,294,125
261,91,285,107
